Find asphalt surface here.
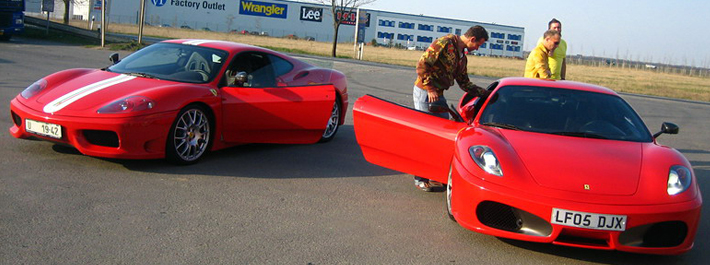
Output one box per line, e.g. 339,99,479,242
1,37,709,264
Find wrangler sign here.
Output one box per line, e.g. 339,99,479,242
239,0,288,19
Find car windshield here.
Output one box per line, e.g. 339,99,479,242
107,43,228,84
479,85,653,142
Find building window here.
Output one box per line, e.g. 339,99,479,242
437,26,452,33
491,32,505,39
490,44,504,50
507,34,522,41
418,24,434,31
379,20,395,27
398,22,415,29
506,45,521,52
417,36,433,43
480,43,487,48
455,28,461,35
397,34,414,41
378,32,395,40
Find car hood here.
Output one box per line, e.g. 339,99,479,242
502,130,642,196
32,71,166,115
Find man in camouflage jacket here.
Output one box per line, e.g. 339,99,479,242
412,25,489,191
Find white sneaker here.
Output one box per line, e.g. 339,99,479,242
414,177,443,192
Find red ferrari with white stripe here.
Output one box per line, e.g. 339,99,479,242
10,39,348,164
354,78,702,255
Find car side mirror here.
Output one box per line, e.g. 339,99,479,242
428,103,449,114
653,122,679,139
109,53,120,64
234,71,248,86
428,103,464,122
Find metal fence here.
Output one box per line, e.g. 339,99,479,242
524,52,710,78
110,14,342,43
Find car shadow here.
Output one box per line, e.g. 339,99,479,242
677,149,710,155
496,238,698,264
105,125,399,178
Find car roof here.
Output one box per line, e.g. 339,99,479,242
160,39,315,70
496,77,619,96
161,39,274,54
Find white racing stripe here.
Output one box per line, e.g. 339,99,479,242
183,40,214,46
43,74,136,113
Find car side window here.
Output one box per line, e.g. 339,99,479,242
224,52,276,88
267,54,294,77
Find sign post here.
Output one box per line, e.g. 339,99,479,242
138,0,145,44
354,9,368,60
101,0,105,47
42,0,54,34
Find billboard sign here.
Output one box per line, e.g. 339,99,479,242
150,0,225,10
336,10,369,26
356,10,368,43
42,0,54,12
151,0,167,7
239,0,288,19
299,6,322,22
93,0,108,10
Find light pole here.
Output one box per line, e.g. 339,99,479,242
101,0,106,47
138,0,145,44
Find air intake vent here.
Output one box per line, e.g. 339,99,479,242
83,130,119,148
477,201,522,232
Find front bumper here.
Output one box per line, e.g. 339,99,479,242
9,98,177,159
449,158,702,255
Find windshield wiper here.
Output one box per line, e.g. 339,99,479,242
550,131,608,139
124,72,158,79
482,122,522,131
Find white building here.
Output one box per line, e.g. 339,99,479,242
26,0,525,58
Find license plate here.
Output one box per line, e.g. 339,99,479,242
551,208,626,231
25,119,63,139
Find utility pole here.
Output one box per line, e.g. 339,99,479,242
138,0,145,44
101,0,106,47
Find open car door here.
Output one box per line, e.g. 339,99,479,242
221,84,336,144
353,95,466,183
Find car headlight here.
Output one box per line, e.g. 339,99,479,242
667,165,692,195
469,145,503,176
97,96,155,114
21,79,48,99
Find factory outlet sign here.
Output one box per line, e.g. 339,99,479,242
151,0,226,11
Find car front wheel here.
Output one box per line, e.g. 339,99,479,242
166,105,211,165
445,164,456,222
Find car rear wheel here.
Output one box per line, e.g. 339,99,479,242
166,105,211,165
318,99,340,143
445,165,456,222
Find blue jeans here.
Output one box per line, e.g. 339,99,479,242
413,86,448,119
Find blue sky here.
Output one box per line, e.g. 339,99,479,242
361,0,710,67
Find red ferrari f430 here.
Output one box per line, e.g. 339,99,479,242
354,77,701,255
